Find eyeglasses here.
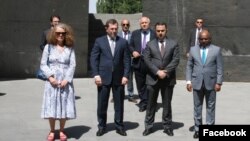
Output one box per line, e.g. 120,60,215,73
196,21,203,24
122,24,129,26
55,32,66,36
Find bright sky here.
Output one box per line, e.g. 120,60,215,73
89,0,97,13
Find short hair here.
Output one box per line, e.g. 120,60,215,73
50,15,61,22
154,22,168,28
105,19,118,28
139,16,150,24
47,23,74,47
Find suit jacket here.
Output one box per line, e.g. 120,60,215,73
40,28,50,51
129,29,156,69
90,35,131,85
143,38,180,86
187,28,207,53
118,31,132,44
186,44,223,90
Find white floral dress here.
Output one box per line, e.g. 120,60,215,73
40,44,76,119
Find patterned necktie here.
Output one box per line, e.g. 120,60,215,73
160,41,165,57
201,47,206,64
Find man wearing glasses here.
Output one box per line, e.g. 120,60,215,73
187,18,206,57
117,19,137,103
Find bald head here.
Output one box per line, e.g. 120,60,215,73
199,30,211,47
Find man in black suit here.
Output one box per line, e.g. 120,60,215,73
129,16,156,112
90,19,131,136
187,18,206,57
39,15,61,51
142,22,180,136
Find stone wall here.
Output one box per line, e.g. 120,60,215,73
0,0,88,78
143,0,250,82
1,0,250,82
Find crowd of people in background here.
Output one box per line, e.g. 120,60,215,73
39,15,223,140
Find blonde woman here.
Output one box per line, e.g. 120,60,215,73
40,23,76,141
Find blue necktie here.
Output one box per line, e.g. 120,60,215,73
202,48,206,64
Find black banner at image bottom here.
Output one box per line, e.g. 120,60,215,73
199,125,250,141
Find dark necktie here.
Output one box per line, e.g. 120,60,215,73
124,32,127,40
141,31,147,53
160,41,165,57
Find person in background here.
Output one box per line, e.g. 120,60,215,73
129,16,156,112
186,30,223,139
187,18,206,58
90,19,130,137
40,23,76,141
142,22,180,136
40,15,61,51
117,18,137,103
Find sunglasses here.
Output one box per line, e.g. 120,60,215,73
196,21,203,24
55,32,66,36
122,24,130,26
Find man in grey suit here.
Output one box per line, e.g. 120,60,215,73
186,30,223,139
142,22,180,136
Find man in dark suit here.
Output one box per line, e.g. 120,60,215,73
142,22,180,136
187,18,206,57
117,19,137,103
129,16,156,112
39,15,61,51
90,19,131,136
186,30,223,139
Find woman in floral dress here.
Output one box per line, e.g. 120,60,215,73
40,23,76,141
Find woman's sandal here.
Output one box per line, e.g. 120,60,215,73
47,131,55,141
60,131,67,141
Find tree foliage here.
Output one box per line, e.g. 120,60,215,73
96,0,142,14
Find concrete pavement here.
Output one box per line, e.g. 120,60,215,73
0,78,249,141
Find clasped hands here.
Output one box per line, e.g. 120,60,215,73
157,70,168,79
49,77,68,88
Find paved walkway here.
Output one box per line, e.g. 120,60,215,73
0,78,249,141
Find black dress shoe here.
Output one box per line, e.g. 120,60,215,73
193,131,199,139
139,107,146,112
163,129,174,136
96,129,105,136
116,128,127,136
143,129,152,136
128,97,137,103
189,125,195,132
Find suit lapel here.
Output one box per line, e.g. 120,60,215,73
193,46,203,64
113,36,120,58
205,45,213,64
104,36,113,56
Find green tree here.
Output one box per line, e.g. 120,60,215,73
96,0,142,14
